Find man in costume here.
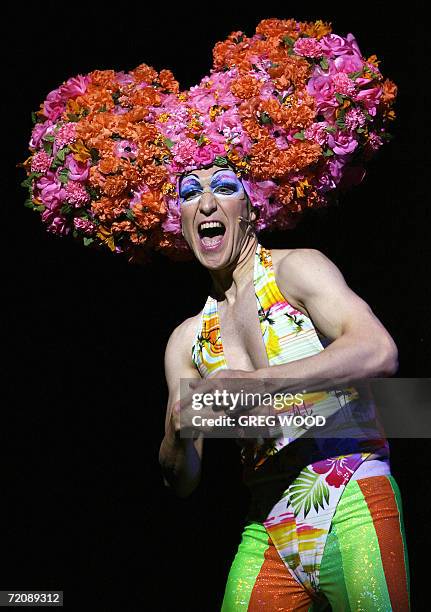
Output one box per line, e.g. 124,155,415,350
22,17,409,611
158,19,410,611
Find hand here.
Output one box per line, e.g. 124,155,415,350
172,368,269,438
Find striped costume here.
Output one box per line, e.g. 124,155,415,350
191,242,410,611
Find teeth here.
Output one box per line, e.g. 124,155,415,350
199,221,224,230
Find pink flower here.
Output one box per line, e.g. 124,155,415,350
63,181,90,207
354,86,382,114
114,139,138,158
43,90,65,122
54,123,77,148
328,158,347,183
64,156,90,182
193,144,217,167
171,139,199,171
344,108,366,130
307,74,338,115
59,75,90,99
320,33,362,57
162,199,182,233
73,217,95,234
333,54,364,75
293,37,323,58
328,131,358,155
29,121,54,149
47,216,70,236
305,122,329,146
36,171,65,210
312,455,360,487
332,73,356,96
31,151,52,173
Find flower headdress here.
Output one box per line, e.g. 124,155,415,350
154,18,397,252
21,18,397,262
21,64,182,262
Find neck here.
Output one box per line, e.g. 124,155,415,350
209,236,258,304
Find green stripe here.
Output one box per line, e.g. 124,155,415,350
221,522,268,611
388,475,411,609
320,478,392,611
319,522,351,607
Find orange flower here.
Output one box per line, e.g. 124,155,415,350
381,79,398,105
255,18,300,41
230,75,262,99
103,175,128,197
299,20,332,39
130,63,158,84
88,70,118,89
159,69,180,94
98,156,121,175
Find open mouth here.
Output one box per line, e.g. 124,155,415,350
198,221,226,249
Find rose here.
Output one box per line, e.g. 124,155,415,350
328,131,358,155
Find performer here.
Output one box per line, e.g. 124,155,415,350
157,19,410,611
21,16,409,612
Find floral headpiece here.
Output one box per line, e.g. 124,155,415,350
21,19,397,261
21,64,181,262
155,18,397,248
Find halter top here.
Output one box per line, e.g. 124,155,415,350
191,241,390,473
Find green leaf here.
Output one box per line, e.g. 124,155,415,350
98,105,107,113
83,237,94,247
324,126,336,134
21,173,37,188
164,138,175,150
323,148,334,157
34,204,45,213
43,135,55,142
348,69,363,80
56,147,69,163
24,198,34,209
43,141,53,156
112,91,121,104
214,156,229,167
90,148,100,163
58,168,70,184
31,112,37,125
259,112,272,126
73,230,78,238
320,57,329,70
125,209,135,221
293,131,305,140
67,113,80,122
335,93,345,105
196,134,206,147
282,35,295,47
356,127,365,134
60,203,72,215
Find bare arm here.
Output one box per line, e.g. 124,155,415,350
159,317,203,498
254,249,398,386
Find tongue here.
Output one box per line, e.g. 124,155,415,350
201,235,223,247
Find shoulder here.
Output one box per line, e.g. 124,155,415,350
165,312,202,361
271,248,346,307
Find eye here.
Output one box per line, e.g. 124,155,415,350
213,183,237,195
181,188,202,201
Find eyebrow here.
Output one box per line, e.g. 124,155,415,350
180,168,234,185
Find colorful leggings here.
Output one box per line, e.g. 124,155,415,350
221,475,410,611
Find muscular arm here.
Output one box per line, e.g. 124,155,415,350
159,318,203,498
254,249,398,386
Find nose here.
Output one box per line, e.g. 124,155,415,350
198,190,218,215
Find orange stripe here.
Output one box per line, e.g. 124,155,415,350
247,534,312,611
357,477,410,612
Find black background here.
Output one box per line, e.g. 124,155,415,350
3,1,429,610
